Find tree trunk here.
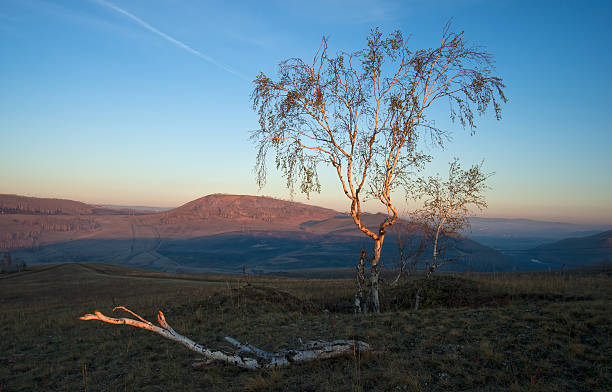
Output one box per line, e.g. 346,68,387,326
413,229,441,311
432,229,440,268
354,250,366,313
369,238,383,313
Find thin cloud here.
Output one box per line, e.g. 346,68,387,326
96,0,248,80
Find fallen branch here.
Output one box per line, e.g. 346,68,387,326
80,306,371,370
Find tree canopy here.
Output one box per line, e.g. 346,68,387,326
251,24,506,312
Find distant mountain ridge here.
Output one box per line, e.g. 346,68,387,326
1,193,608,273
0,194,147,216
96,204,173,212
523,230,612,268
466,216,611,251
0,194,98,215
468,216,610,237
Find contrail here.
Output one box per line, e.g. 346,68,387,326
96,0,248,80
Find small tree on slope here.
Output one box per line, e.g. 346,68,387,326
251,24,506,313
409,158,491,310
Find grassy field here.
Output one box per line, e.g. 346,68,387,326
0,263,610,391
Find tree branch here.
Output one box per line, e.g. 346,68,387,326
81,306,371,370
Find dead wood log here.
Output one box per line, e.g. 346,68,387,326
80,306,370,370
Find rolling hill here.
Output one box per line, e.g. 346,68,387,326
0,193,542,273
467,217,611,250
522,230,612,268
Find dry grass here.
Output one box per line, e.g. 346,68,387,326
0,263,610,391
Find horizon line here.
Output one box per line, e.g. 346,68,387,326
2,192,610,226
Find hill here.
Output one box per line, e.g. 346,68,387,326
1,194,515,273
0,194,98,215
523,230,612,268
467,217,611,250
143,194,340,237
163,194,337,225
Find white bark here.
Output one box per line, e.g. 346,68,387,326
414,286,422,311
354,250,366,313
369,239,383,313
80,306,371,370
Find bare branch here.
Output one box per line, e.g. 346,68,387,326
81,307,371,370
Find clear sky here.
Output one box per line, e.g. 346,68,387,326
1,0,611,224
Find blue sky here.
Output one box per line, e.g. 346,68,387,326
1,0,611,224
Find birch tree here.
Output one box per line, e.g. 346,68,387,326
251,24,506,312
409,158,491,310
